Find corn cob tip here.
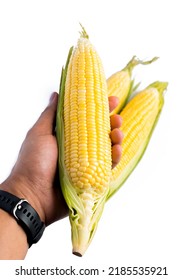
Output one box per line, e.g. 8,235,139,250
124,55,159,74
73,252,82,257
148,81,168,95
79,23,89,39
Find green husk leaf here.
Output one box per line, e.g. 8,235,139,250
123,55,159,75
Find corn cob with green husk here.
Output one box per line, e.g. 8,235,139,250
107,56,158,115
56,27,111,256
107,81,168,199
56,25,168,256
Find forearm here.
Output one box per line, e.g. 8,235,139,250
0,208,28,260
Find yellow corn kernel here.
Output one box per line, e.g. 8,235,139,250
56,26,111,256
108,81,168,199
107,56,158,115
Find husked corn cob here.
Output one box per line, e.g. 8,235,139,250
56,27,111,256
108,81,168,199
108,56,158,115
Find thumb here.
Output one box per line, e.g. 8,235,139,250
32,92,58,135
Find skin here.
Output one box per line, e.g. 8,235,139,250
0,92,122,260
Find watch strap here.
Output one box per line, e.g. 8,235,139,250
0,190,45,247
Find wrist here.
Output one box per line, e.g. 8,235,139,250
0,175,45,224
0,208,28,259
0,189,45,248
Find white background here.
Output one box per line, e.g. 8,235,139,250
0,0,182,279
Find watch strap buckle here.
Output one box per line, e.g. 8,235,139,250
13,199,28,220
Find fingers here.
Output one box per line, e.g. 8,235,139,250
112,145,122,169
31,92,58,135
109,96,119,112
110,114,122,130
110,128,123,145
110,128,123,169
109,96,123,168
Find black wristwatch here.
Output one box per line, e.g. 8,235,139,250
0,190,45,247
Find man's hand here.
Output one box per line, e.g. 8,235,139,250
1,92,123,226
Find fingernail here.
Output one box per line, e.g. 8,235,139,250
49,92,57,103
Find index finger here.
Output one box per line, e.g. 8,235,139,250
108,96,119,112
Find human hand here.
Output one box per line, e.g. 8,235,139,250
1,92,123,226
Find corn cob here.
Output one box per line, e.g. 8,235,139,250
108,56,158,115
107,81,168,199
56,27,111,256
